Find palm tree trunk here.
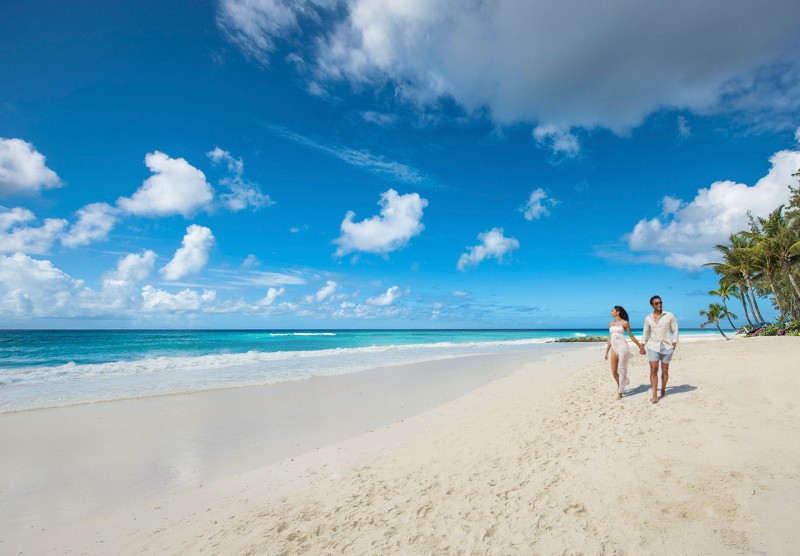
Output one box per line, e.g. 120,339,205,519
715,321,729,340
721,300,737,330
781,259,800,301
780,260,800,320
765,271,785,317
739,285,754,326
743,274,765,322
751,289,766,322
741,280,760,323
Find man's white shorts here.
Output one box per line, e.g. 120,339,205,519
647,349,673,364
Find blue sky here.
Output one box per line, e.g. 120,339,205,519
2,0,800,329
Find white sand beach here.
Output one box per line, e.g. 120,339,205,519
2,336,799,554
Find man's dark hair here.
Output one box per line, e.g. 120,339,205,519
649,295,662,306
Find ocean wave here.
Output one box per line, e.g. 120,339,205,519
1,337,554,387
268,332,337,337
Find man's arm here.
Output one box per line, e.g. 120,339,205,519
671,313,679,348
642,317,651,352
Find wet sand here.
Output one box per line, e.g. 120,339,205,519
3,337,799,554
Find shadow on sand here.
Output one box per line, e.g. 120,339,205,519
624,383,697,398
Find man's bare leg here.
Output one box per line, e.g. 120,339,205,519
660,363,669,398
649,361,659,403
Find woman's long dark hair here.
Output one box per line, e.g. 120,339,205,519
614,305,629,321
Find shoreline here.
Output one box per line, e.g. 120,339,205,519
3,337,798,553
0,348,569,548
2,333,719,414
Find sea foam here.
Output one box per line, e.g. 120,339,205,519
0,337,555,412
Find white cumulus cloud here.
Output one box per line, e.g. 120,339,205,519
366,285,401,306
305,280,337,303
457,227,520,271
521,188,558,220
99,250,158,311
0,207,67,254
0,138,61,196
61,202,118,247
141,285,217,312
104,250,157,286
117,151,214,217
625,149,800,268
257,286,285,306
334,189,427,256
0,253,90,317
160,225,216,281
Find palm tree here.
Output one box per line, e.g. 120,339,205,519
700,303,737,340
734,234,767,323
748,236,788,318
707,234,765,323
706,241,755,326
710,266,754,325
709,282,741,330
787,169,800,232
746,206,800,311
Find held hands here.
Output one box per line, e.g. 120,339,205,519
639,345,646,355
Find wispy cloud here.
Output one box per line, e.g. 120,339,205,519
207,147,274,211
532,126,581,158
266,125,428,184
520,188,559,220
209,268,308,288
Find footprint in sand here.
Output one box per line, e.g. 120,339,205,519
563,503,587,515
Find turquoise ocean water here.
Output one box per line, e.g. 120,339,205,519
0,329,713,412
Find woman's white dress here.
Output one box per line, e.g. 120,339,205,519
609,323,630,394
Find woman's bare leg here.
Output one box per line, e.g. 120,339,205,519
610,351,622,399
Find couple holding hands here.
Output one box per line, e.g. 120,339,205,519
604,295,679,404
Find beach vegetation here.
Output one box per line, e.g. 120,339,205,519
741,319,800,337
705,168,800,337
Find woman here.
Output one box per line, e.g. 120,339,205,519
604,306,644,400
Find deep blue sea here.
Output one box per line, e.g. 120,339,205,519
0,329,714,412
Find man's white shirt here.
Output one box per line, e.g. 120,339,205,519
642,311,679,353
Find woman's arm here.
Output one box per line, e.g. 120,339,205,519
623,320,643,350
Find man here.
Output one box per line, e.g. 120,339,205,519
641,295,679,404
